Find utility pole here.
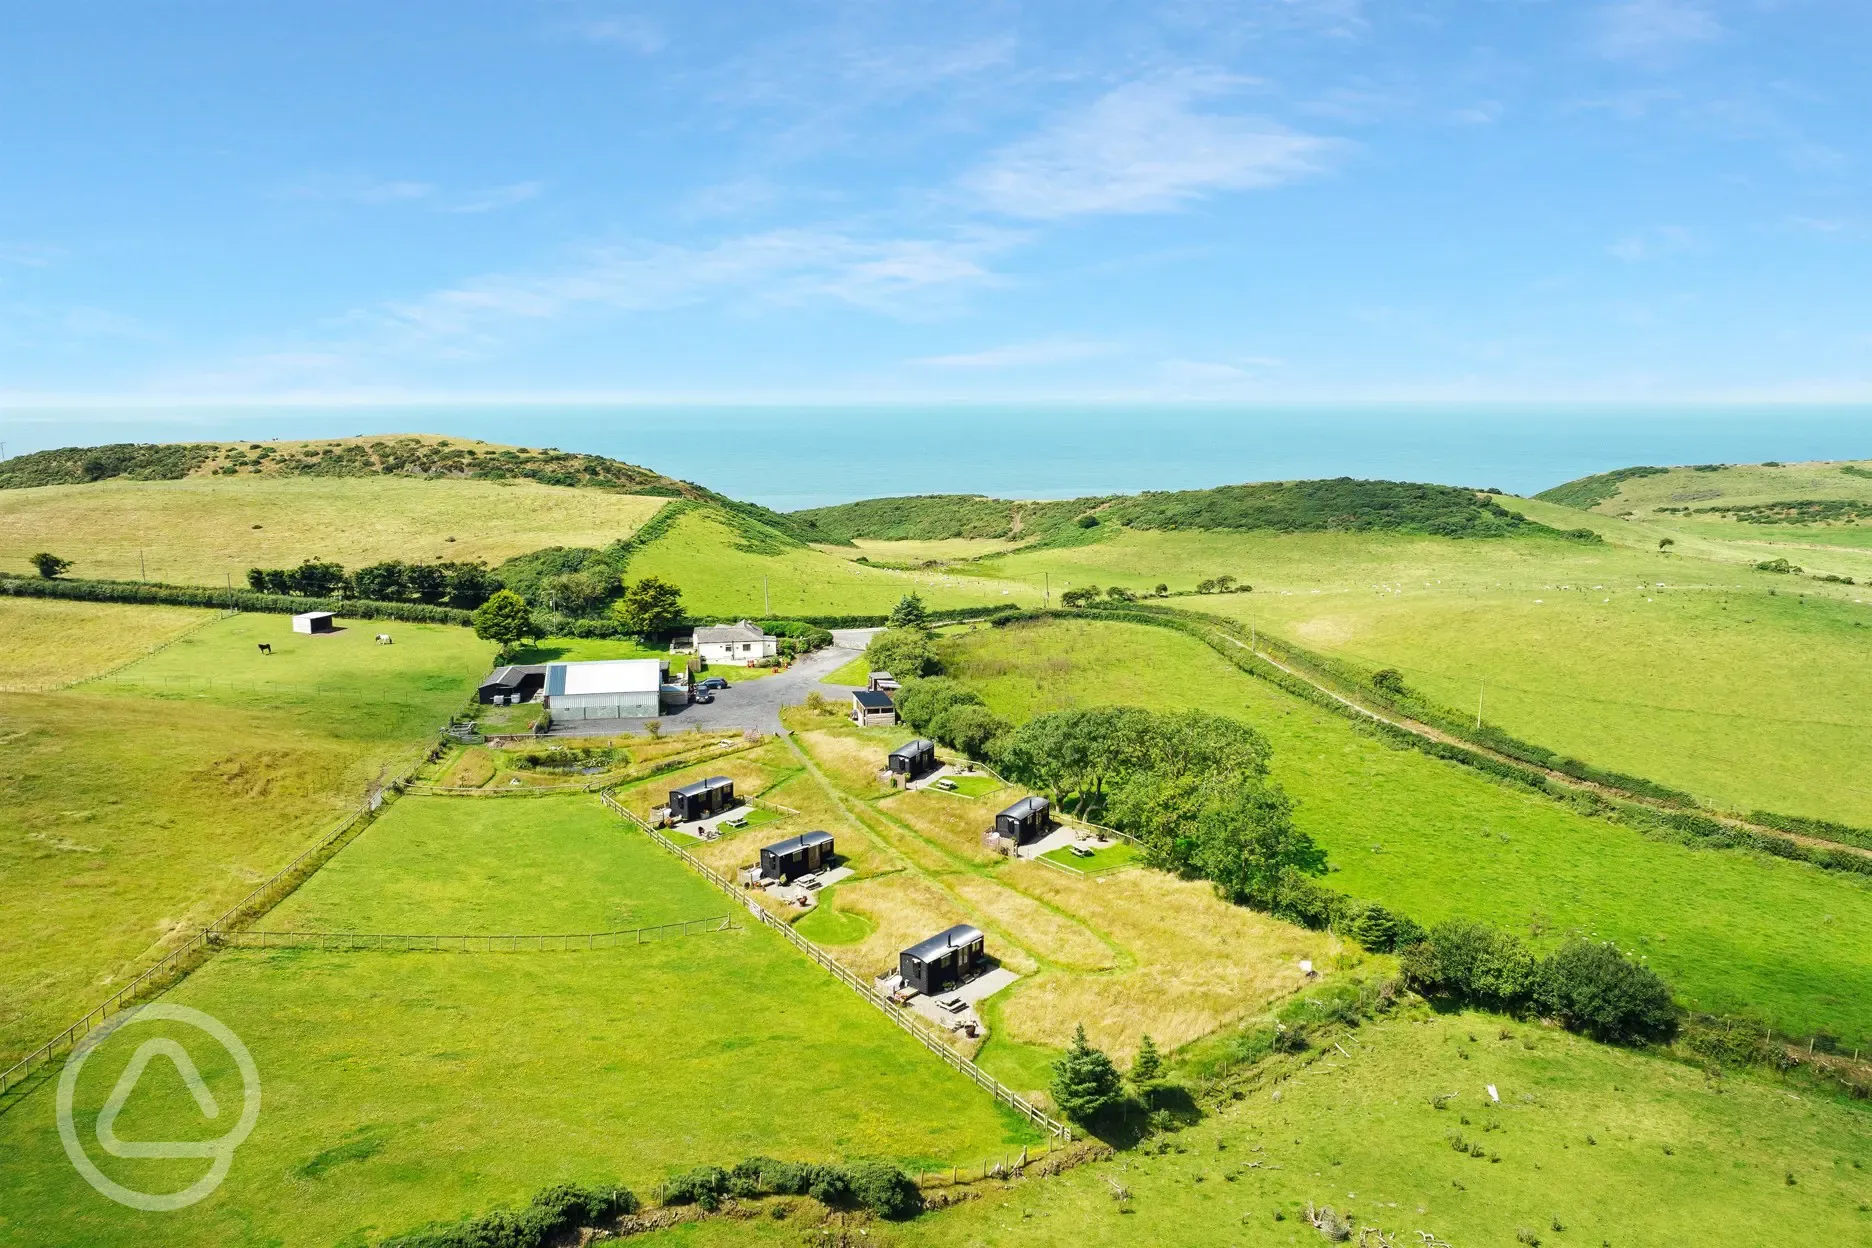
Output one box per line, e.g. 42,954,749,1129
1476,678,1485,730
139,549,146,582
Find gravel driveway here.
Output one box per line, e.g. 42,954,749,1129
545,628,880,738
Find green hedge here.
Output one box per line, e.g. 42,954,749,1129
0,575,474,625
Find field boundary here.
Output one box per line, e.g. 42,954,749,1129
0,745,426,1100
597,789,1071,1141
210,915,735,951
0,605,239,693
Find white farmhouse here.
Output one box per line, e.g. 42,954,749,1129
691,620,779,666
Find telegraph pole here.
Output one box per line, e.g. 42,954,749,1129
1476,678,1485,730
139,549,147,582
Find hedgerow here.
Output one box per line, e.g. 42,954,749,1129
0,574,474,624
380,1181,638,1248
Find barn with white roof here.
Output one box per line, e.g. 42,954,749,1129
542,658,670,721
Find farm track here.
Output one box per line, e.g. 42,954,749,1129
1201,625,1872,863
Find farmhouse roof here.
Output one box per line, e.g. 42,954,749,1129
762,830,834,856
545,658,664,697
851,689,895,710
902,924,985,962
694,620,767,645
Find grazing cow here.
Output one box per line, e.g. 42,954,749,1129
257,643,272,656
375,633,393,645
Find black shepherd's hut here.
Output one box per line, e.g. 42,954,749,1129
887,738,936,778
993,796,1051,845
668,775,735,822
899,924,987,995
759,830,835,882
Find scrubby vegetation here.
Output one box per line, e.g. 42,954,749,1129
382,1181,639,1248
660,1156,922,1219
0,441,219,487
1533,464,1669,509
246,557,499,606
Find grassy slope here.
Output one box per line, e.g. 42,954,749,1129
0,609,488,1062
622,506,1033,617
0,474,667,584
943,618,1872,1046
642,1009,1872,1248
935,524,1872,827
0,596,216,689
0,803,1033,1248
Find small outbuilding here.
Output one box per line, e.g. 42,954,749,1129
759,830,836,882
868,671,900,693
291,611,336,635
994,796,1051,845
851,688,896,726
477,664,547,705
887,738,937,779
669,775,736,823
899,924,987,996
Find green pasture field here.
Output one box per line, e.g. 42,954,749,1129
824,653,873,685
638,1009,1872,1248
939,773,1004,798
265,795,721,933
0,474,667,585
0,790,1039,1247
622,507,1033,617
0,596,216,689
943,617,1872,1046
0,608,488,1064
921,522,1872,827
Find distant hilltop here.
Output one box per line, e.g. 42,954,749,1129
0,434,708,499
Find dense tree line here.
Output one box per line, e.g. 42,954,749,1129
246,559,498,608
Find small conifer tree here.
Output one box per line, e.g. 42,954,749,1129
1051,1024,1123,1122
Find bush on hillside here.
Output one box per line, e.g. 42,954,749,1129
865,627,939,678
380,1181,637,1248
1536,940,1677,1043
29,552,72,579
662,1165,733,1210
1050,1024,1124,1122
844,1160,924,1220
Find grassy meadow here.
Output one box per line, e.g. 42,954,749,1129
0,608,488,1063
0,596,218,689
637,1008,1872,1248
867,522,1872,827
0,474,667,584
0,791,1040,1248
942,617,1872,1047
623,507,1032,617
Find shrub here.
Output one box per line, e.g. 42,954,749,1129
844,1160,923,1219
1059,585,1102,607
663,1164,733,1210
29,552,72,579
380,1181,637,1248
806,1165,851,1207
1369,668,1407,697
1401,920,1540,1011
1536,939,1677,1043
887,592,930,629
1755,557,1802,574
865,627,940,677
1335,900,1423,952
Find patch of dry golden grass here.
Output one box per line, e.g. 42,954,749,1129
878,790,1003,866
993,863,1339,1059
440,747,497,788
794,727,908,798
945,874,1115,972
824,873,1038,981
0,598,217,689
611,742,793,820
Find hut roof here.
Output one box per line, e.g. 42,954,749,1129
902,924,985,962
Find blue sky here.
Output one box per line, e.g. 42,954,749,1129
2,0,1868,405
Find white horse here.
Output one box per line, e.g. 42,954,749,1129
375,633,393,645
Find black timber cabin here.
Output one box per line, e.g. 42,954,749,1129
887,738,936,779
994,795,1051,845
668,776,735,822
477,665,546,704
900,924,987,996
760,830,835,882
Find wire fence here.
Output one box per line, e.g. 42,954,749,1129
598,790,1070,1141
0,745,426,1100
211,916,735,952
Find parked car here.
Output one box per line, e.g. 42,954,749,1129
697,676,729,691
690,690,715,704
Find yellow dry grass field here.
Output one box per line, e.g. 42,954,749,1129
793,727,900,798
0,597,217,689
0,475,668,584
944,873,1116,972
609,745,791,821
997,864,1338,1059
817,872,1030,980
878,789,1005,866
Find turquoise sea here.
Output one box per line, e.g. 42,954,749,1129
1,404,1868,510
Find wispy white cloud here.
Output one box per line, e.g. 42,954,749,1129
1591,0,1722,63
561,14,665,54
913,338,1106,369
441,182,545,214
962,74,1339,219
368,227,1016,344
1608,224,1698,261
